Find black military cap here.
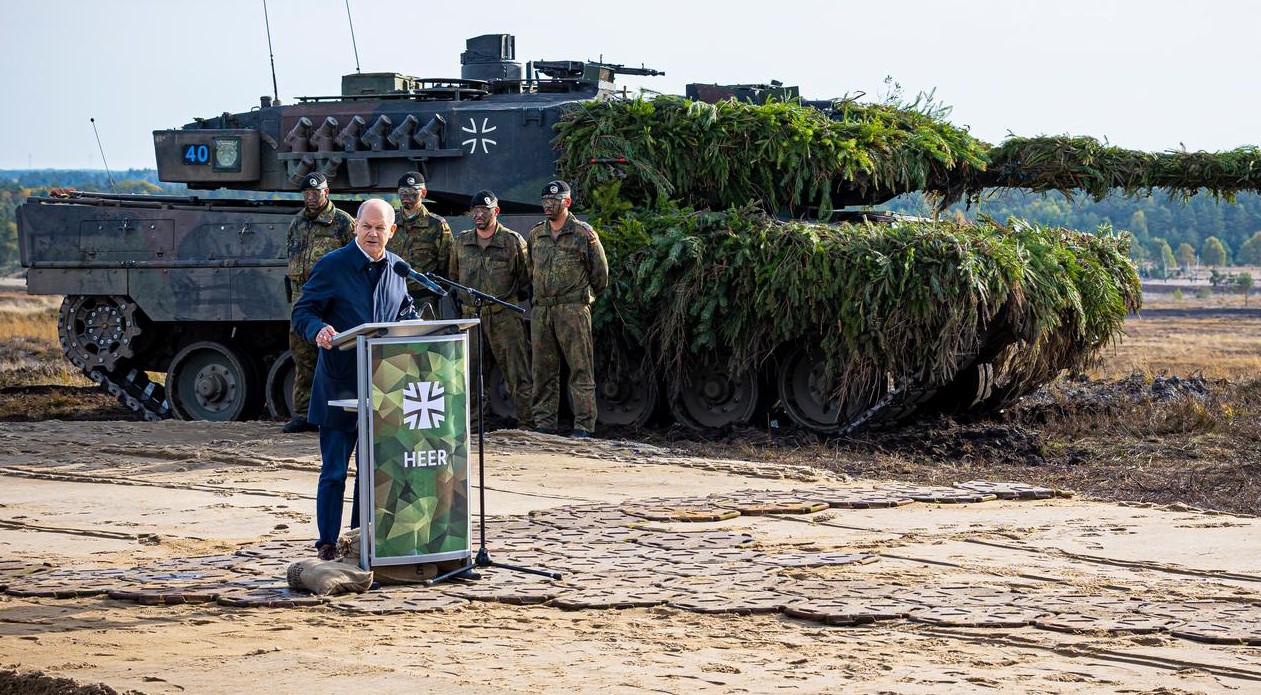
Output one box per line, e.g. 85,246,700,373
300,171,328,191
398,171,425,189
541,180,571,199
470,190,498,209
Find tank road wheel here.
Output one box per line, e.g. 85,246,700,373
58,295,142,371
265,351,296,420
167,342,262,421
669,358,763,430
595,347,659,429
776,346,884,435
484,361,518,422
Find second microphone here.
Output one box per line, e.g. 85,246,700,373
392,259,449,298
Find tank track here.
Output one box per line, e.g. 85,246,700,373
839,356,1000,435
83,361,170,422
58,296,171,422
843,310,1020,434
839,378,941,435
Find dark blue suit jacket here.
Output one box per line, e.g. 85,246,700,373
292,242,415,430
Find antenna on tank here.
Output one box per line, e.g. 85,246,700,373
89,118,117,194
262,0,280,103
344,0,361,73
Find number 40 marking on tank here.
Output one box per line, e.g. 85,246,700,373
461,118,498,154
183,144,210,165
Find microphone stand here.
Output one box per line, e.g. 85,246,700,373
424,271,562,585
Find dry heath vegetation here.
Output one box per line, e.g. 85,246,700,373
0,291,108,419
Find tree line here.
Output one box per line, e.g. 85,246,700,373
885,189,1261,277
4,170,1261,277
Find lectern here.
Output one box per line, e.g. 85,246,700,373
329,318,479,571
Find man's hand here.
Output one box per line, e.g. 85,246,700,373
315,325,336,349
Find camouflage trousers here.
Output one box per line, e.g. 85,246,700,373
530,303,596,432
289,288,317,418
468,309,533,428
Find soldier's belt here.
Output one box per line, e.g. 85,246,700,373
462,302,511,317
534,291,590,307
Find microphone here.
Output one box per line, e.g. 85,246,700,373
392,259,448,298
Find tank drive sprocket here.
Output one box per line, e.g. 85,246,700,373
58,295,142,372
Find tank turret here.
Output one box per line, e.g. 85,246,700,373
152,33,655,212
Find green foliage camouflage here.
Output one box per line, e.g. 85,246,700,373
977,137,1261,204
556,95,988,216
558,96,1155,403
556,96,1261,213
593,204,1140,399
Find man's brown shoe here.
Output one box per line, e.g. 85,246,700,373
317,543,337,561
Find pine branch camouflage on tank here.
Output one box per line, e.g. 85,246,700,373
556,97,1261,213
592,206,1140,404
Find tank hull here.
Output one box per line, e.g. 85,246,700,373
18,192,565,424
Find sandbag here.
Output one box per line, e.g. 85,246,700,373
286,558,373,596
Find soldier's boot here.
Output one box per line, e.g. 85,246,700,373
283,416,318,434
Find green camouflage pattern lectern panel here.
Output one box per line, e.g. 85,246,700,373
366,334,470,565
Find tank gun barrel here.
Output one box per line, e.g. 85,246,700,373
532,60,663,81
603,63,664,77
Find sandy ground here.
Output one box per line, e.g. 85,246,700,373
1,421,1260,694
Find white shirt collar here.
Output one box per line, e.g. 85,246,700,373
354,239,383,264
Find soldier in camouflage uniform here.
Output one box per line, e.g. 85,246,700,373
387,171,452,317
449,190,534,429
284,172,354,433
528,180,608,438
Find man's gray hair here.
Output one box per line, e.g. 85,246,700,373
356,198,396,227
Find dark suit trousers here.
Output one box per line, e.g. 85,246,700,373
315,425,361,548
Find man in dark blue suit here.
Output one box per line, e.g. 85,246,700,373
292,198,419,560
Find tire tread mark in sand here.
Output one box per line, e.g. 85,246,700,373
0,518,135,540
914,627,1261,682
92,445,316,471
962,537,1261,584
0,466,316,501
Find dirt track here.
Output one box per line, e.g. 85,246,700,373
1,420,1259,694
1134,307,1261,318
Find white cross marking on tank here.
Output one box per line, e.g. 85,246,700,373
461,117,498,154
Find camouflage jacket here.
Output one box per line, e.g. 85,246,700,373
387,204,452,293
286,200,354,285
449,222,531,316
527,214,609,307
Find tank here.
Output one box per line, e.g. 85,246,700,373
21,33,1231,433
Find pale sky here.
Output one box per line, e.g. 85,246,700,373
1,0,1257,171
